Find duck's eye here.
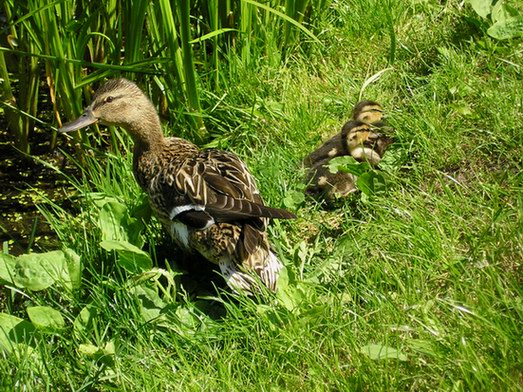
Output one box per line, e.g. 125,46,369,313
105,96,114,103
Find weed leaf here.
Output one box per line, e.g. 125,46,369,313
132,284,167,322
327,156,371,176
487,16,523,39
0,313,36,353
0,251,70,291
73,305,97,342
0,254,16,284
26,306,65,332
356,171,387,196
283,190,305,209
100,240,152,274
360,344,408,361
63,248,82,291
467,0,492,19
78,341,115,367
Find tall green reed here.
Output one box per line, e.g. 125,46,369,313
1,0,321,157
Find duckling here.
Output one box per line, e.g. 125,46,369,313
303,100,386,168
59,78,295,294
305,159,358,202
350,100,385,126
341,120,393,166
304,101,393,200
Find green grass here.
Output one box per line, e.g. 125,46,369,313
1,0,523,390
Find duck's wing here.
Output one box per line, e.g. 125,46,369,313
303,133,346,168
159,149,295,229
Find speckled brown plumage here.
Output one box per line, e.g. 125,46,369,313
304,100,394,201
59,78,294,293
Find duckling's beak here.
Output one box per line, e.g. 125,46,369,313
59,108,98,133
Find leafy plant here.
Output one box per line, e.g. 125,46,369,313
326,155,388,196
0,248,81,292
1,0,322,156
467,0,523,39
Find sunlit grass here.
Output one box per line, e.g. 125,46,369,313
1,0,522,390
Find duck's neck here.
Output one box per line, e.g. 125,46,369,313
127,111,166,154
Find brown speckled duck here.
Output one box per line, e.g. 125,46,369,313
59,78,295,293
304,100,394,201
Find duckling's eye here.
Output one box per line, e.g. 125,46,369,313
105,96,114,103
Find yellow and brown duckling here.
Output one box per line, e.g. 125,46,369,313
304,100,393,201
341,120,393,166
59,78,295,293
303,100,388,168
304,160,358,202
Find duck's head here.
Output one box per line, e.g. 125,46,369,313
59,78,162,146
351,100,384,124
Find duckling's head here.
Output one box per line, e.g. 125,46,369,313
59,78,162,147
343,121,373,151
343,121,382,165
351,100,383,124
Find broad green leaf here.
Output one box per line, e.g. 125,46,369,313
356,171,387,195
132,284,167,322
491,1,510,23
3,251,69,291
162,305,204,336
487,16,523,39
100,240,152,273
360,344,408,361
282,190,305,210
13,253,59,290
377,147,404,174
27,306,65,332
73,305,97,341
467,0,492,19
406,339,436,356
327,156,371,176
0,313,36,353
97,200,145,247
0,253,16,284
78,341,115,366
276,287,299,312
98,200,129,242
276,266,289,292
0,250,78,291
63,248,82,290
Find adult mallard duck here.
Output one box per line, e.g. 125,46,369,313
304,100,393,200
59,78,295,293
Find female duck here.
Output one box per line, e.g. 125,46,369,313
60,78,295,293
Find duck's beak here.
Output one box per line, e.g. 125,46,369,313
59,108,98,133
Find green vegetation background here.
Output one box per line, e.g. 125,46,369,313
0,0,522,390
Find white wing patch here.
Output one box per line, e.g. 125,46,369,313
169,204,205,220
170,221,190,249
